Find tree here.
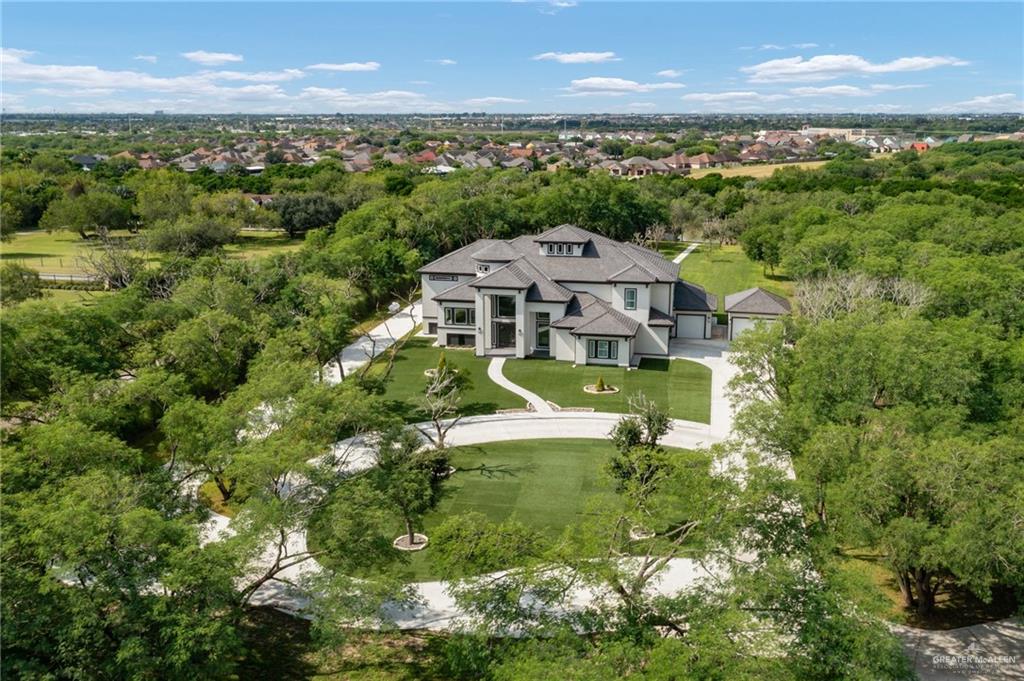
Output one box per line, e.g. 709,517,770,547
39,191,132,238
272,192,344,238
372,426,442,549
143,216,238,256
160,310,253,395
0,263,43,306
417,353,468,449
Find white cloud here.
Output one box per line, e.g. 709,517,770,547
624,102,656,110
539,0,577,14
740,42,819,51
789,85,873,97
31,87,115,98
931,93,1024,113
134,55,157,63
564,76,685,96
682,91,788,104
298,86,449,112
464,96,527,106
870,83,927,91
1,48,34,61
656,69,684,78
0,49,293,103
307,61,380,72
743,54,968,82
533,51,620,64
201,69,305,82
409,80,432,85
792,43,819,49
428,58,457,66
181,50,243,66
760,44,785,50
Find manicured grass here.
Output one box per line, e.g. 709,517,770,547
689,159,829,179
503,357,711,424
679,244,792,313
370,338,524,422
311,438,691,581
223,229,304,259
2,228,301,275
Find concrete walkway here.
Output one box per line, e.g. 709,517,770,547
202,410,727,626
323,303,422,385
894,618,1024,680
487,357,553,413
672,242,700,264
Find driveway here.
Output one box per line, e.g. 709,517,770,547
894,618,1024,680
323,303,422,384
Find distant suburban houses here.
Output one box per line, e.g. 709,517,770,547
70,128,1024,176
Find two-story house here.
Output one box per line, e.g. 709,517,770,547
418,225,717,367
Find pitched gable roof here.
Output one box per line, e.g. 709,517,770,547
673,281,718,312
533,224,592,244
551,293,640,338
724,287,791,315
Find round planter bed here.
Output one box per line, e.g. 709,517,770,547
583,384,620,395
424,368,460,378
393,533,430,551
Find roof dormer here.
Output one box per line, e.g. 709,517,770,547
534,224,590,257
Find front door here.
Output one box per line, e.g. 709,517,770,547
492,321,516,348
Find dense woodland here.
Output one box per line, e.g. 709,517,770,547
1,140,1022,679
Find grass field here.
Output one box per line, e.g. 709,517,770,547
41,288,115,305
679,244,793,313
1,229,302,275
370,338,523,421
689,159,829,179
311,438,691,581
503,357,711,423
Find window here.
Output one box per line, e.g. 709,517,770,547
493,295,516,318
546,244,555,255
428,274,458,282
624,288,638,310
535,312,550,349
556,243,564,255
444,307,475,326
587,339,619,360
476,264,490,274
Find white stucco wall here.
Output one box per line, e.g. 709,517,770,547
552,328,574,361
574,335,630,367
421,273,474,325
522,301,568,355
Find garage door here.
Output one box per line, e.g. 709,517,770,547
675,314,705,339
730,316,760,340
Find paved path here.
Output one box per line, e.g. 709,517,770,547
323,303,421,385
203,409,728,626
894,618,1024,680
672,242,700,264
486,357,553,413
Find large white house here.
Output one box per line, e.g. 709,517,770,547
418,225,718,366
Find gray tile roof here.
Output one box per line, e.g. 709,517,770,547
433,279,476,303
551,293,640,338
419,226,680,286
472,241,521,262
673,281,718,312
647,306,675,327
533,224,592,244
724,287,791,315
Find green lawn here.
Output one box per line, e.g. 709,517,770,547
370,338,523,422
1,229,301,275
503,357,711,424
679,244,793,314
41,288,114,305
310,438,690,581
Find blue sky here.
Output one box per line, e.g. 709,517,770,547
2,1,1022,114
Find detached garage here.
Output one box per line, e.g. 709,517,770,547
724,287,791,340
672,281,717,340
